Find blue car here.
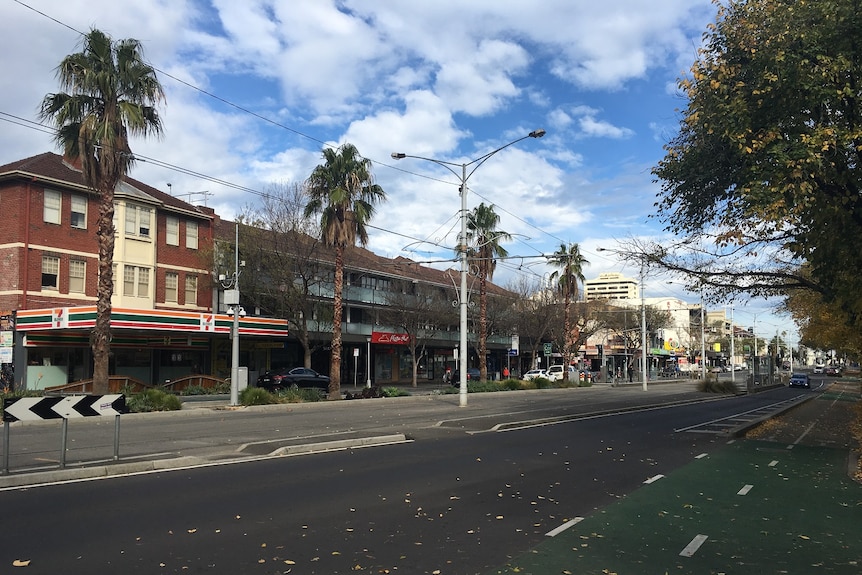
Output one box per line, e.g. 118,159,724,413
788,373,810,388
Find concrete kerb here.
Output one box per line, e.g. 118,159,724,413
0,433,411,489
728,391,819,438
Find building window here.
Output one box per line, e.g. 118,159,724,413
71,195,87,229
165,272,178,303
69,260,86,293
42,256,59,290
186,221,198,250
44,190,61,224
166,216,179,246
184,275,198,306
123,266,150,298
125,203,152,238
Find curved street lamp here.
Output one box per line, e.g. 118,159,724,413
392,129,545,407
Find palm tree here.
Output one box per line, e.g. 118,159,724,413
304,143,386,399
548,243,589,381
40,29,164,394
466,203,511,382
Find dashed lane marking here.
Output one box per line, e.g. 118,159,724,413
679,534,709,557
545,517,584,537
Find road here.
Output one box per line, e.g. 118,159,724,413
2,380,856,574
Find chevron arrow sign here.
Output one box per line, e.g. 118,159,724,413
3,394,127,422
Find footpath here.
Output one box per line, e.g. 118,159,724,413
485,379,862,575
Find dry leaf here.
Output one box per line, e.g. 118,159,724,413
284,560,296,565
12,559,30,567
187,529,197,534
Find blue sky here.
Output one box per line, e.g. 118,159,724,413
0,0,798,343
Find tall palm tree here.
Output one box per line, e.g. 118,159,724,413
548,243,589,381
305,143,386,399
466,203,511,382
40,29,164,394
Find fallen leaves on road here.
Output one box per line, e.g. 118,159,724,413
12,559,30,567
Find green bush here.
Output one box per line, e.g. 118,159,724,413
180,385,211,396
502,378,522,390
532,376,552,389
127,389,182,412
381,386,409,397
697,378,739,394
239,386,275,405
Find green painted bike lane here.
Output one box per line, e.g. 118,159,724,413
487,439,862,575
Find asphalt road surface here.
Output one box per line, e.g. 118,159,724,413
0,379,858,574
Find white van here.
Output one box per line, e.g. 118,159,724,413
546,364,576,381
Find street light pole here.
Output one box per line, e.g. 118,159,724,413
392,129,545,407
730,305,735,384
700,287,706,380
597,247,648,391
219,222,242,406
639,260,647,391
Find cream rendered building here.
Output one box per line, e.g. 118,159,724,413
584,272,638,301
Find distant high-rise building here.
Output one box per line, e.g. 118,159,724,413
584,272,638,301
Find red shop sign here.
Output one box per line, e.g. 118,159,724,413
371,331,411,345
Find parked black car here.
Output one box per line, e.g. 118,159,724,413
257,367,330,391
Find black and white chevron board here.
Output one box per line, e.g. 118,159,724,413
3,394,127,422
3,394,129,473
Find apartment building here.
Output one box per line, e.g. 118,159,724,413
584,272,639,301
0,152,286,389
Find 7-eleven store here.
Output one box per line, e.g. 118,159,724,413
12,307,288,390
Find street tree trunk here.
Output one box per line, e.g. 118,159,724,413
329,245,344,399
91,185,116,394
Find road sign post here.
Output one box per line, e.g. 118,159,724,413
3,394,128,474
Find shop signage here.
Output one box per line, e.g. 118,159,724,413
371,331,411,345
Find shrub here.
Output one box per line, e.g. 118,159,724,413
127,389,182,412
697,378,739,394
502,378,522,391
180,385,211,396
241,386,277,405
532,377,552,389
381,386,409,397
276,386,325,403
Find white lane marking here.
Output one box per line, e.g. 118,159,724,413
679,534,709,557
769,460,779,467
737,484,754,496
695,453,708,459
644,474,665,484
545,517,584,537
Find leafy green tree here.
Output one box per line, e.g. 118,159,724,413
548,243,589,380
651,0,862,330
40,29,164,393
465,203,511,381
305,144,386,399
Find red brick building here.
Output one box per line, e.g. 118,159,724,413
0,152,285,389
